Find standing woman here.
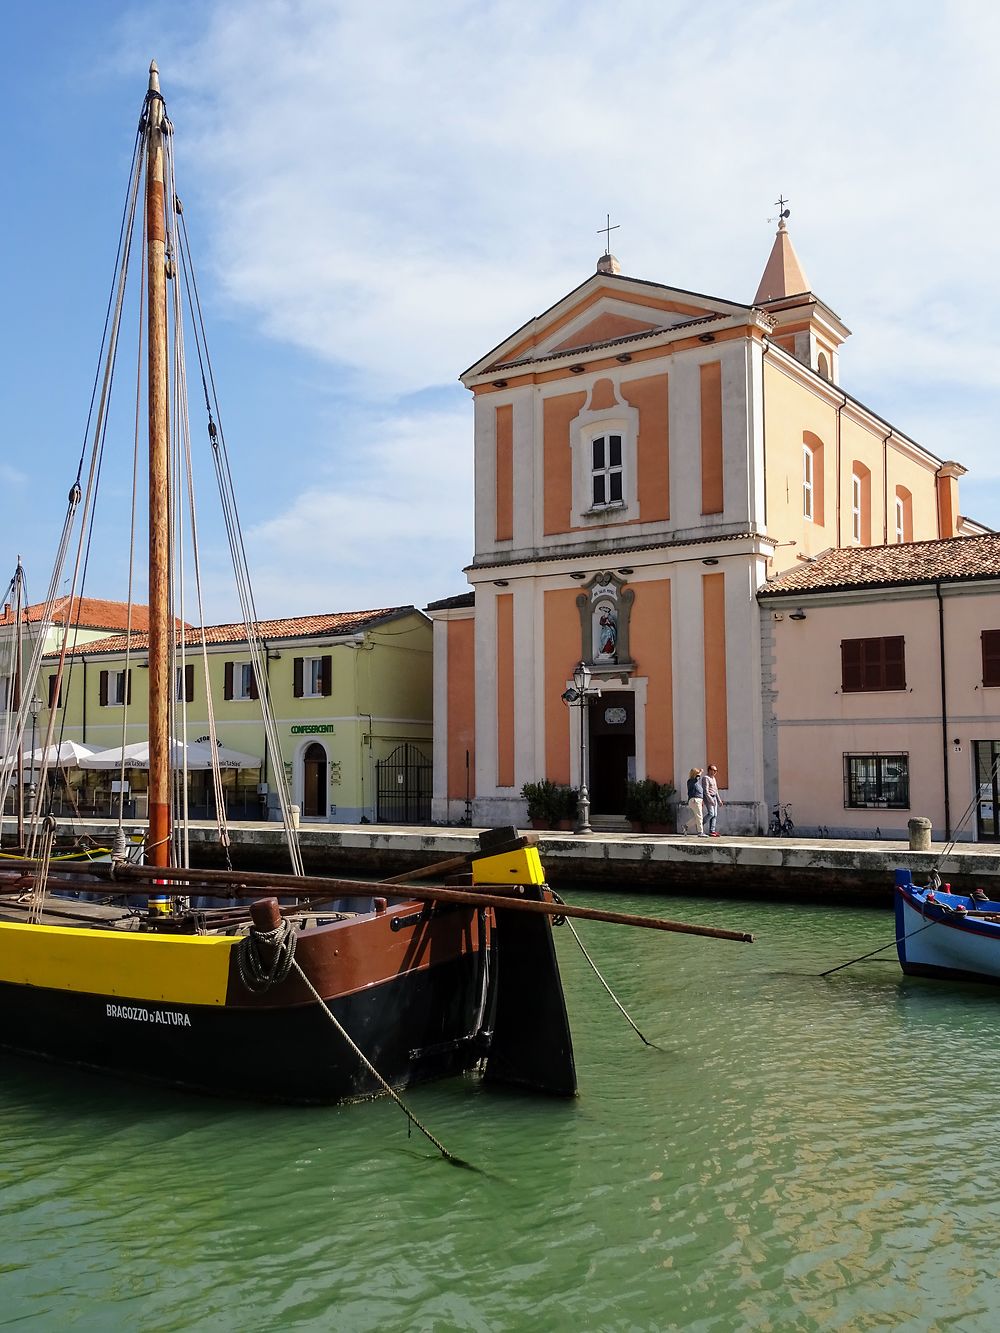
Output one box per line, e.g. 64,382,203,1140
686,768,705,836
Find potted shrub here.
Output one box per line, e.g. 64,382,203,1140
624,778,677,833
521,779,578,830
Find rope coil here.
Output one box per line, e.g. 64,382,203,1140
236,917,297,993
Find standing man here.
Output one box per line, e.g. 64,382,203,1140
686,768,705,836
704,764,723,837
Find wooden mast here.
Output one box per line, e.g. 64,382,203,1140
145,61,171,867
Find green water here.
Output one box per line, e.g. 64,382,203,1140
3,893,1000,1331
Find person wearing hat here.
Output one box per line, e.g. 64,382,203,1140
685,768,706,836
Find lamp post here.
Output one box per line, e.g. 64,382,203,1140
561,660,601,836
27,694,42,815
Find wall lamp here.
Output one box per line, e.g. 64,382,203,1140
789,609,808,621
267,651,282,660
698,333,716,344
569,364,586,374
618,567,633,575
492,379,508,388
569,571,587,580
493,579,509,587
702,558,719,566
616,353,632,363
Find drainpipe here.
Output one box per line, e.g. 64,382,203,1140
882,430,891,544
936,580,951,839
261,636,270,791
82,656,88,743
760,341,770,530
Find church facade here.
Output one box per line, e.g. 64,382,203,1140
430,224,979,831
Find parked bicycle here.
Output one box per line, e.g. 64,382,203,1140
768,803,795,836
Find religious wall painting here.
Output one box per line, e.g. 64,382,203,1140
575,571,634,675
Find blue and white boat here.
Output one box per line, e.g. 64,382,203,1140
895,870,1000,985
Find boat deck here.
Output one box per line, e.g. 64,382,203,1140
0,894,132,929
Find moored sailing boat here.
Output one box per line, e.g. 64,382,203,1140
0,65,752,1107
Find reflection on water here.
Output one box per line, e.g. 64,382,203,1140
3,893,1000,1330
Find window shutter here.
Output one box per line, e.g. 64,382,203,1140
99,670,109,706
293,657,304,698
841,640,862,693
249,665,260,701
48,674,61,708
983,631,1000,687
185,663,195,703
12,676,20,709
883,637,906,690
126,669,132,705
224,662,234,700
321,655,332,696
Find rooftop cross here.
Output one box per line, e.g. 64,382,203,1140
597,213,620,254
769,195,791,226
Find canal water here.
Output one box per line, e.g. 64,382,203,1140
3,892,999,1331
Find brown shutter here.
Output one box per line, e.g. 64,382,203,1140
841,640,862,693
883,636,906,690
321,655,332,696
224,662,234,700
249,665,260,701
293,657,304,698
12,676,20,709
126,669,132,705
185,663,195,703
983,631,1000,687
48,674,61,708
99,670,109,706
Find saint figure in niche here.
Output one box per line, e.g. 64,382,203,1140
594,602,618,662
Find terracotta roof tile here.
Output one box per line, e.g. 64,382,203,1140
761,534,1000,597
45,606,416,658
0,596,156,631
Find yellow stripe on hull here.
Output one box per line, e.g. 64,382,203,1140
472,845,546,888
0,921,235,1005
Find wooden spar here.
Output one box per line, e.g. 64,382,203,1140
5,860,754,942
14,563,24,848
145,60,171,868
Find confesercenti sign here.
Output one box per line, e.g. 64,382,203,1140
290,724,336,735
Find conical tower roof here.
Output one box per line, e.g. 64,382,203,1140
754,219,810,303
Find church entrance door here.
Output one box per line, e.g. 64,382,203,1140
587,692,635,816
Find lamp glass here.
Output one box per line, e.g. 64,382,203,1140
573,661,591,693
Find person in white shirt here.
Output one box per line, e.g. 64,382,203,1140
704,764,723,837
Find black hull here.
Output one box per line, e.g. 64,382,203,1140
0,950,488,1105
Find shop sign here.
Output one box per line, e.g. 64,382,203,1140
290,724,336,735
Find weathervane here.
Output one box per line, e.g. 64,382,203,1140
768,195,791,225
597,213,620,254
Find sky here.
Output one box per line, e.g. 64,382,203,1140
3,0,1000,622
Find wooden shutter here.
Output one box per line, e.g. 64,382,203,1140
983,631,1000,686
48,674,61,708
224,662,234,700
99,670,109,706
249,665,260,701
841,640,862,693
321,655,332,696
293,657,304,698
12,676,20,709
126,669,132,705
883,637,905,690
184,663,195,703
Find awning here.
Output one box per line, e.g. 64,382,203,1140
79,739,261,771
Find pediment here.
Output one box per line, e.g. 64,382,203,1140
463,272,748,381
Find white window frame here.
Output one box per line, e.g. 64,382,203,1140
895,495,905,543
567,397,639,528
303,656,326,698
802,444,814,520
852,474,862,543
589,432,624,510
233,662,255,701
108,669,128,706
0,675,9,713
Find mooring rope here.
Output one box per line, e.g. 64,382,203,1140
819,917,939,978
231,918,472,1166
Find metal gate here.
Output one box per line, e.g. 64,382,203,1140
375,743,432,824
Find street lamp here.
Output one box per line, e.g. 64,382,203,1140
27,694,42,815
561,660,601,836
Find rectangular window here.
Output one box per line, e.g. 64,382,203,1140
841,636,906,692
852,474,862,542
99,669,131,707
844,753,910,809
982,631,1000,687
293,655,332,698
224,661,258,701
591,434,623,508
802,445,814,520
175,663,195,703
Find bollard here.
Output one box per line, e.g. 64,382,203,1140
908,817,932,851
290,804,301,831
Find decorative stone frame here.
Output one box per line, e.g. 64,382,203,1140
575,571,635,678
569,386,639,527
